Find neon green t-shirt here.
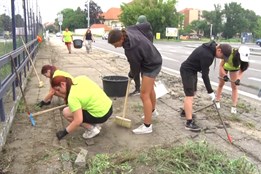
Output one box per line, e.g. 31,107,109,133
68,76,112,117
53,70,74,79
223,49,240,71
62,31,73,42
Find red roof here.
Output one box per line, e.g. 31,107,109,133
101,8,122,20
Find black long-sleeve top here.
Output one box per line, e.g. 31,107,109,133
180,41,217,93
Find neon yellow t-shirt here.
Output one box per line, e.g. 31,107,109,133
62,31,73,42
53,70,74,79
223,49,240,71
68,76,112,117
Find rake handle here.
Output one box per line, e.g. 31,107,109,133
20,36,41,83
33,104,67,117
213,101,232,144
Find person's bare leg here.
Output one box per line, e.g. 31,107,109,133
140,76,155,124
229,71,239,107
184,96,193,120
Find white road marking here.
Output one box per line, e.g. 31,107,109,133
161,66,261,102
249,68,261,72
248,77,261,82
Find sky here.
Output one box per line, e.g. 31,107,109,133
35,0,261,23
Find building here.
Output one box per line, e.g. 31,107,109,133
101,7,123,30
179,8,202,28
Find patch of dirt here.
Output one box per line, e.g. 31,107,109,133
0,39,261,173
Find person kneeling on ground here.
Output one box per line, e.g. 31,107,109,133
37,65,74,107
51,75,113,140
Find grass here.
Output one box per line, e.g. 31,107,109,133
85,141,259,174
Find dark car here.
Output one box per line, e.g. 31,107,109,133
256,39,261,47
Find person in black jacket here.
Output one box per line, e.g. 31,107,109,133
129,15,154,96
180,41,232,132
108,23,162,135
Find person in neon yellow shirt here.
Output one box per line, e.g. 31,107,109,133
62,27,73,54
216,46,250,114
37,65,74,107
51,75,113,140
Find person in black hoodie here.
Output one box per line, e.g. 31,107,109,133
108,23,162,135
129,15,154,96
180,41,232,132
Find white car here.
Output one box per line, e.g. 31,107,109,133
56,32,62,37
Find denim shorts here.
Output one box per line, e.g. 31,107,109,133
142,66,161,78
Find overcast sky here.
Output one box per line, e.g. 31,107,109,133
35,0,261,23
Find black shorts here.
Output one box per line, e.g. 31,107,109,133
180,69,197,96
82,105,113,124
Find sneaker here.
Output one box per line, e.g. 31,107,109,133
141,109,159,119
180,108,196,119
185,121,201,132
129,89,140,96
231,107,237,114
82,126,100,139
132,124,152,134
215,102,220,109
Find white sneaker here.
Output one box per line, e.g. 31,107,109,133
215,102,220,109
141,109,159,119
231,107,237,114
82,126,100,139
132,124,152,134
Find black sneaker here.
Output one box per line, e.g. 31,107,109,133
185,121,201,132
129,89,140,96
180,108,196,119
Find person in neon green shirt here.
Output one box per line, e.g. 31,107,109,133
216,46,250,114
37,65,74,107
51,75,113,140
62,27,73,54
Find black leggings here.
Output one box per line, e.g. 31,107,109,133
82,105,113,124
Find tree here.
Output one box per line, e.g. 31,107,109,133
0,14,12,32
84,0,104,25
223,2,251,38
201,4,223,37
15,14,24,27
119,0,181,38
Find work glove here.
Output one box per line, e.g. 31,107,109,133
56,129,68,140
36,100,51,108
235,79,240,86
128,71,134,79
223,75,229,82
208,92,215,101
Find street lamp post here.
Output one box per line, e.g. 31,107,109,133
86,0,90,28
210,24,213,40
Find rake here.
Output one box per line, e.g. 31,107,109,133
10,55,35,126
213,101,233,144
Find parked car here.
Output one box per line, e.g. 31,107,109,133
102,32,108,40
256,39,261,47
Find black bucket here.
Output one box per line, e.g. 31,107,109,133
102,75,128,97
73,39,83,49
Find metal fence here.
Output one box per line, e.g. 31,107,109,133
0,0,43,122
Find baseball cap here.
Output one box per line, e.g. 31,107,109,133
219,44,232,61
238,46,250,62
